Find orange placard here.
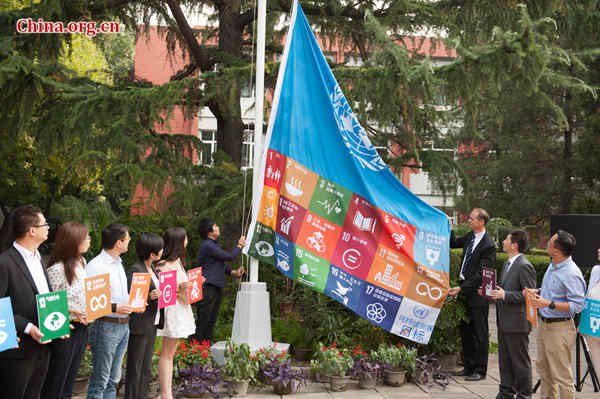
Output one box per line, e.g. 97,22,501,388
128,273,152,312
187,267,205,304
85,273,111,322
525,290,538,328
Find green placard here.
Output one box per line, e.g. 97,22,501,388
36,290,70,342
308,177,352,226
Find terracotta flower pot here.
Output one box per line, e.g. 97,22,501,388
383,369,406,387
293,347,312,361
72,376,89,395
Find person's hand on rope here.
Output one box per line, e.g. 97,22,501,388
237,236,246,248
231,266,245,277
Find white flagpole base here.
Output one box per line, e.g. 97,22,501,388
211,281,289,365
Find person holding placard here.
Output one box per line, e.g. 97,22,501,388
526,230,586,399
42,222,91,399
125,233,165,399
86,223,135,399
0,204,55,399
583,248,600,378
156,227,195,399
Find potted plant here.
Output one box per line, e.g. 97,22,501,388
414,355,450,389
262,358,308,394
223,340,259,397
176,364,223,398
256,345,288,384
310,342,353,391
73,345,93,395
371,343,415,386
350,346,380,390
175,340,221,398
279,280,296,314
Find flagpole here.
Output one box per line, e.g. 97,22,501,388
210,0,289,364
250,0,266,284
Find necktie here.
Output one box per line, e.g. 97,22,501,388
460,236,475,278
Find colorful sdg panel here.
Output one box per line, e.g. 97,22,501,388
324,265,364,311
274,234,295,279
280,158,318,209
307,177,352,227
250,223,276,265
293,244,330,293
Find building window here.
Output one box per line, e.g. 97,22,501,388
344,53,363,67
241,125,255,169
199,130,217,165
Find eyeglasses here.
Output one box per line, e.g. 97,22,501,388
33,223,50,229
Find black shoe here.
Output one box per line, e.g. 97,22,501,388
451,369,472,377
465,373,486,381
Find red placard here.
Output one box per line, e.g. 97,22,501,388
159,270,177,309
187,267,205,304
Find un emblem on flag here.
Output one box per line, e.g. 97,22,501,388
331,84,386,172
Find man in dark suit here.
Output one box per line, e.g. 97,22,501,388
0,205,54,398
488,230,536,399
125,233,165,399
193,218,245,343
448,208,496,381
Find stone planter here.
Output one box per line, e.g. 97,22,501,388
329,375,352,392
383,369,406,387
358,371,377,389
227,379,249,397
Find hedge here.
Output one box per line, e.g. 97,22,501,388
450,249,551,287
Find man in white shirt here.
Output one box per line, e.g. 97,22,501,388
86,223,135,399
0,204,57,399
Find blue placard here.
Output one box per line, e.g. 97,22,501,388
579,298,600,338
0,297,19,352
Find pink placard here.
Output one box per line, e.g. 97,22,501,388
159,270,177,309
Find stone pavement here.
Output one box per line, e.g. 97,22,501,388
74,303,599,398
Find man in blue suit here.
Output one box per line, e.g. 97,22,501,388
193,218,245,343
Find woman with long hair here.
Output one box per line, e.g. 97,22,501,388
156,227,195,399
42,221,91,399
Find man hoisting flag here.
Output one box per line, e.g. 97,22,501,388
245,0,450,344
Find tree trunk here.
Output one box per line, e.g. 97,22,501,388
217,112,244,165
212,0,244,166
559,125,573,213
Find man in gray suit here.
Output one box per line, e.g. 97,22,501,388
488,230,536,399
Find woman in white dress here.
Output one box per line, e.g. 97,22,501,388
156,227,195,399
585,248,600,376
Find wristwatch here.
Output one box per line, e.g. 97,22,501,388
549,301,556,310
